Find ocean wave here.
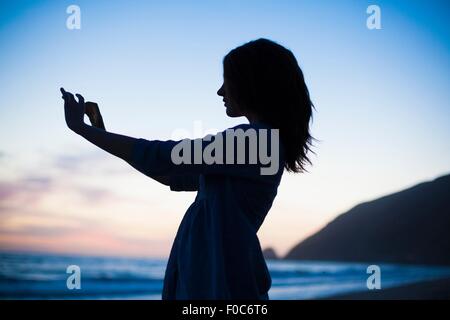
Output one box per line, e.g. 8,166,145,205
2,252,450,300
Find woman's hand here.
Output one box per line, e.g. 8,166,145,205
85,101,106,130
60,87,86,134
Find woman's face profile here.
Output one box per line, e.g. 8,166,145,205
217,77,243,118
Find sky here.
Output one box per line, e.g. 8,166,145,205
0,0,449,258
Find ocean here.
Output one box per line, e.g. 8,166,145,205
1,252,450,300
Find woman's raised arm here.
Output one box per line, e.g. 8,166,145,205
61,87,136,163
77,123,172,186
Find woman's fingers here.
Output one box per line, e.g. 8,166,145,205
85,102,94,117
84,102,105,130
60,87,74,101
85,102,99,116
60,89,105,130
60,88,86,132
60,88,84,105
75,93,85,105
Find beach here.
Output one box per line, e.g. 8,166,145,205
2,252,450,300
326,277,450,300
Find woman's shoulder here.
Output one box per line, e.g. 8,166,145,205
227,121,273,131
220,122,285,177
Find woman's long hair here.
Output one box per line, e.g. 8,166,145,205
223,38,315,172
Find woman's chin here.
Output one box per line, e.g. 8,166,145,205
225,107,240,118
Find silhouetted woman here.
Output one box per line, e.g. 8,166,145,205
60,38,314,300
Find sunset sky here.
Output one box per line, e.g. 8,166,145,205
1,0,449,258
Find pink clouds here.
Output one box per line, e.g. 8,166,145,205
0,151,174,258
0,176,53,205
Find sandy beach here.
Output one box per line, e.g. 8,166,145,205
326,278,450,300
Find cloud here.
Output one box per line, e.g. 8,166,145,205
52,151,130,176
0,173,119,212
0,149,121,208
1,149,133,210
0,224,80,237
53,153,105,173
73,185,117,205
0,150,173,257
0,175,53,203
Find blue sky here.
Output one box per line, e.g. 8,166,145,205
0,0,449,257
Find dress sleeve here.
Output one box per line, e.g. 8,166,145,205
168,174,199,192
127,124,282,178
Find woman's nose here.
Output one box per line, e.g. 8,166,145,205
217,84,224,96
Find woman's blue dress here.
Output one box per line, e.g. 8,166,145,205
128,122,284,299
